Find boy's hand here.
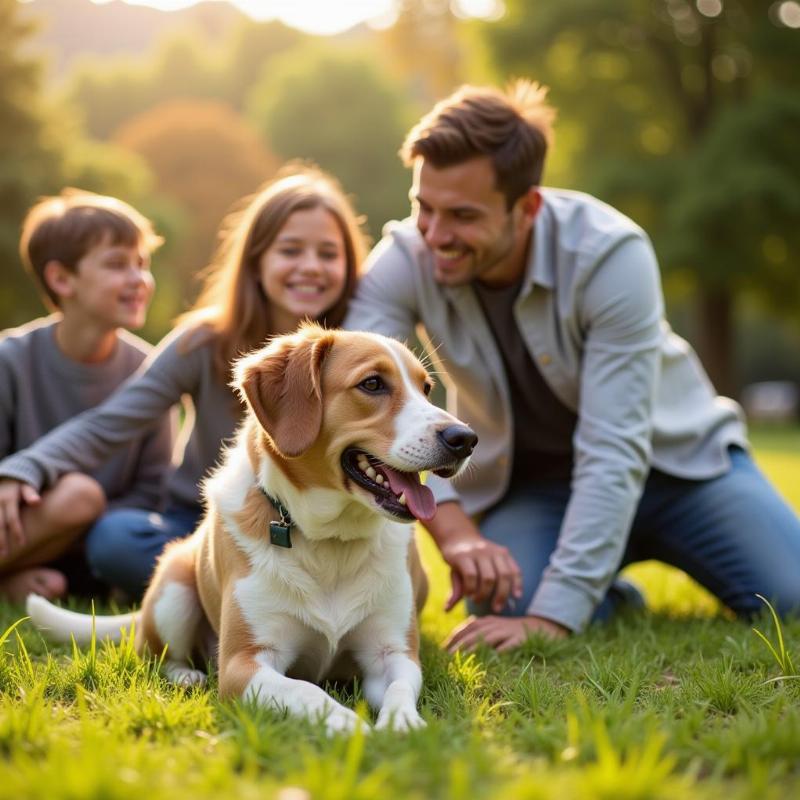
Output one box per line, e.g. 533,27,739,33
425,502,523,613
0,479,41,558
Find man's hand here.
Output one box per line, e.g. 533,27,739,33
0,479,41,559
445,615,570,653
439,537,523,612
426,501,523,613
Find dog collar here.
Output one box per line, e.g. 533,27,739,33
260,487,294,548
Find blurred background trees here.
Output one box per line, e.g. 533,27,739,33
483,0,800,395
246,46,414,239
0,0,157,328
113,99,279,318
2,0,799,396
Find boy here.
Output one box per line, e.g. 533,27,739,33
0,189,173,602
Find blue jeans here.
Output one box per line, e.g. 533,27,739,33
472,447,800,621
85,504,203,599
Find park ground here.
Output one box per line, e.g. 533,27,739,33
1,426,799,799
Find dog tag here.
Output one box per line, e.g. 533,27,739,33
269,522,293,548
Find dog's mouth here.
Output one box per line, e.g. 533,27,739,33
341,447,439,522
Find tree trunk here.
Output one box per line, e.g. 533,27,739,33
696,285,736,398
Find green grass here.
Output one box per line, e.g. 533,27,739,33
2,425,800,799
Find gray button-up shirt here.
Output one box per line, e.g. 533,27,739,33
344,188,747,632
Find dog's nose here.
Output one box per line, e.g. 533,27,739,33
437,425,478,459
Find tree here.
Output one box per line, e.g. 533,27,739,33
67,32,223,140
114,99,279,307
481,0,800,394
246,45,415,239
0,0,153,331
65,19,309,141
377,0,466,103
0,0,66,325
220,19,308,109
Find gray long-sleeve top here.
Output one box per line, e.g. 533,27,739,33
0,316,173,510
0,322,241,509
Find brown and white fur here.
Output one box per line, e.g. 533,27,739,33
27,324,476,734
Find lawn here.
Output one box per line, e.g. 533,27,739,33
2,426,800,799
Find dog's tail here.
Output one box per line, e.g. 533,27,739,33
26,594,140,646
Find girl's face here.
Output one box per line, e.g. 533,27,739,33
258,206,348,332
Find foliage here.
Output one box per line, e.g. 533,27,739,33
113,99,279,315
0,0,157,330
377,0,467,103
220,19,309,109
753,594,797,680
65,19,309,141
66,31,225,141
246,44,416,239
480,0,800,393
0,0,66,325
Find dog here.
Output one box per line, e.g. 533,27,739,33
27,324,477,734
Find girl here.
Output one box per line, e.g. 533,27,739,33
0,165,367,598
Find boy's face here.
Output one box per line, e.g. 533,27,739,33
57,233,155,330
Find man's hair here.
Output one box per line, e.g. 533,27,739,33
19,188,163,310
400,80,556,208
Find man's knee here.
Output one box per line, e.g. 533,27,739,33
44,474,106,530
728,584,800,620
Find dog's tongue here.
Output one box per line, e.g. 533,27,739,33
382,467,436,522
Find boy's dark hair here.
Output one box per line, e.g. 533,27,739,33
19,188,163,309
400,80,556,208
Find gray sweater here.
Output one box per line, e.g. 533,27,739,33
0,322,241,509
0,316,173,509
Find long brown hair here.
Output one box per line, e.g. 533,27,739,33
177,163,367,380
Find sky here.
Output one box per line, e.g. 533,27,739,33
88,0,505,35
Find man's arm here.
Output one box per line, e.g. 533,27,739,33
425,500,523,614
430,499,568,652
528,235,664,632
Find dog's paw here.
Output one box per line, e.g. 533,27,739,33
163,661,207,687
375,706,426,732
322,705,370,737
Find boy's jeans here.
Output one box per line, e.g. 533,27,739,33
86,503,202,599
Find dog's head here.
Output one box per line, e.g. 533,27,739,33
233,323,477,523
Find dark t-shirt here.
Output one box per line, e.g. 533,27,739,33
473,278,577,481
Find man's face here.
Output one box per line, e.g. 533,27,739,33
410,156,538,288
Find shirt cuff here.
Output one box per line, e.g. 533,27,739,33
0,457,46,491
527,576,598,633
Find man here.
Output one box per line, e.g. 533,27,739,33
344,81,800,652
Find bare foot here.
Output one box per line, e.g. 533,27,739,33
0,568,67,603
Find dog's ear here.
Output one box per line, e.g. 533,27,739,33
235,327,335,458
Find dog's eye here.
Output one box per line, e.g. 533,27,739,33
359,375,386,394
